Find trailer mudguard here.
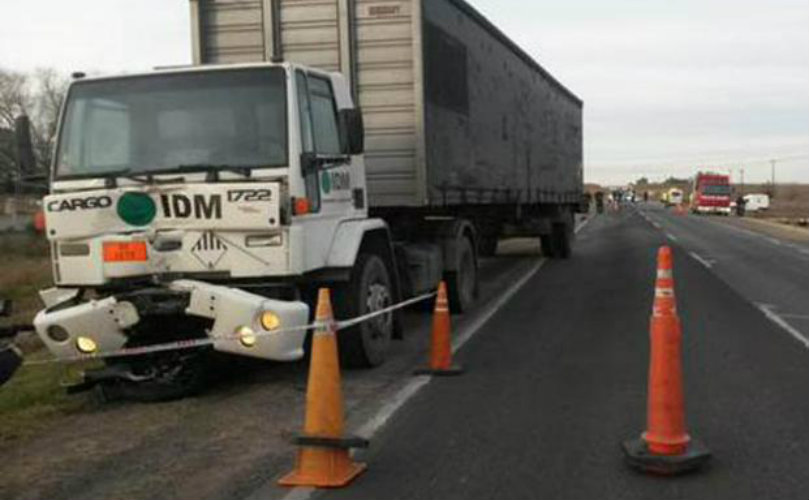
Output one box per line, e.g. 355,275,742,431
421,218,477,273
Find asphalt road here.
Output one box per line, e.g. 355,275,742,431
640,204,809,344
299,205,809,500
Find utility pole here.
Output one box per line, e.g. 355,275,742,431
740,168,745,195
770,159,776,199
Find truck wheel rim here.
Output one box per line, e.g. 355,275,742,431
460,248,476,305
366,283,392,339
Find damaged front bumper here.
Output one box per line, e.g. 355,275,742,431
33,280,310,362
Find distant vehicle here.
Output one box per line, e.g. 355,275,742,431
595,192,605,213
743,193,770,212
663,188,684,207
691,172,731,215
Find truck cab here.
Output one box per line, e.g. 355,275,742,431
34,63,402,400
691,173,731,215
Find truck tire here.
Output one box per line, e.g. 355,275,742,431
335,253,394,368
552,222,572,259
101,350,209,403
540,234,555,258
541,223,572,259
446,236,478,313
478,235,499,257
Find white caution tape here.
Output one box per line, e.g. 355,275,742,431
24,291,437,366
335,292,436,330
23,338,217,366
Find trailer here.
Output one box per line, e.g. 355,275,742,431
190,0,584,255
21,0,582,400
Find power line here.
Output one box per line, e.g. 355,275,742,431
587,152,809,169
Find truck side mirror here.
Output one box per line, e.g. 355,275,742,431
14,115,37,175
339,108,365,156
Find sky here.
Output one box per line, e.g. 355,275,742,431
1,0,807,185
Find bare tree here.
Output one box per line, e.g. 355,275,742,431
0,69,32,186
0,67,69,191
31,68,69,172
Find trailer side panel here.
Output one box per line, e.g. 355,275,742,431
422,0,583,205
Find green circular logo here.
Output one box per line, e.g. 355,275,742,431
117,192,157,226
321,171,332,194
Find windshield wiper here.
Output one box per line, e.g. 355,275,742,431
96,169,152,188
61,165,254,186
172,164,254,181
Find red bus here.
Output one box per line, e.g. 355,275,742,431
691,172,732,215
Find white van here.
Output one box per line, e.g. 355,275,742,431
744,194,770,212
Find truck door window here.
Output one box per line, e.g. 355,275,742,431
295,71,321,212
296,71,315,154
307,77,342,155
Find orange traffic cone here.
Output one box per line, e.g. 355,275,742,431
278,289,368,488
414,282,464,376
622,247,711,475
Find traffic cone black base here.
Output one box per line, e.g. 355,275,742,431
413,365,465,377
293,435,370,449
622,438,711,476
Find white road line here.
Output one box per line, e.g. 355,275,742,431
452,260,545,351
758,304,809,350
765,236,783,246
779,314,809,321
270,488,315,500
354,376,431,440
574,216,592,235
689,252,714,269
666,233,679,241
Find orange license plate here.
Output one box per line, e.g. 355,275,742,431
103,242,148,262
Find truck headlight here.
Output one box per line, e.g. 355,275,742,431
76,336,98,354
237,326,257,348
47,325,70,343
260,311,281,331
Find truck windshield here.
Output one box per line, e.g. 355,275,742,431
55,68,288,179
702,184,731,196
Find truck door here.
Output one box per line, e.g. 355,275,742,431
295,70,355,215
294,69,358,271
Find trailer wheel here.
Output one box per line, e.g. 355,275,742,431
540,234,556,258
335,253,394,368
552,222,572,259
478,236,499,257
446,236,478,313
541,222,572,259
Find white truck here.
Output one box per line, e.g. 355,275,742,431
22,0,583,400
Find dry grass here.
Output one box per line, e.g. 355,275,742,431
768,184,809,219
742,184,809,227
0,234,91,443
0,354,95,444
0,234,52,330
